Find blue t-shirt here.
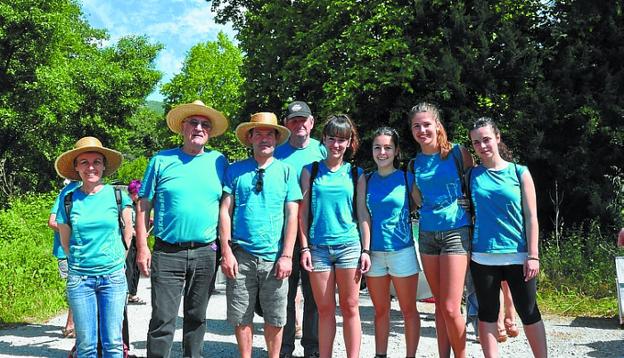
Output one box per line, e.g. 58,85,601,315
140,147,228,244
412,144,470,231
274,138,327,181
471,163,528,253
56,184,132,276
50,181,80,259
306,161,363,246
366,170,414,252
224,158,302,261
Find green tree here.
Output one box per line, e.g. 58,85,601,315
0,0,162,200
161,31,247,161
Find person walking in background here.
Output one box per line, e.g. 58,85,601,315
55,136,133,357
125,179,145,305
47,178,80,339
136,100,229,357
365,127,421,358
299,114,371,358
219,112,300,358
468,117,547,358
408,102,473,358
274,100,326,358
618,228,624,247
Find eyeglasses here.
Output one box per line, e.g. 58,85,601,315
255,168,265,193
184,118,212,130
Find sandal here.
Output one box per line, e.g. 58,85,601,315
62,328,75,338
497,328,508,342
505,320,520,338
128,295,147,305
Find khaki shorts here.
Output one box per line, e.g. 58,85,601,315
226,246,288,327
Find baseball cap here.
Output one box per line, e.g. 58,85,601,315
286,101,312,120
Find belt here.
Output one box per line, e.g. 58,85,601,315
155,238,214,249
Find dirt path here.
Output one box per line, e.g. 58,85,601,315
0,277,622,357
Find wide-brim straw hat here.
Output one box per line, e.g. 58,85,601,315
166,100,229,137
54,137,123,181
235,112,291,147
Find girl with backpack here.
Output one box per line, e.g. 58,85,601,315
55,137,133,357
365,127,422,358
409,103,474,358
299,114,371,358
468,117,547,357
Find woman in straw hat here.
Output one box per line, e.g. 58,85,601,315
55,136,133,357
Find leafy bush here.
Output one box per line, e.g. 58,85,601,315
540,219,619,317
0,193,66,323
114,156,149,185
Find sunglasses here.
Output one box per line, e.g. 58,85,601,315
184,118,212,130
255,168,265,193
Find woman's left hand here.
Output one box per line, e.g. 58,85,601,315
359,252,371,274
524,258,540,282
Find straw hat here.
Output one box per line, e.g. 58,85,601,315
235,112,291,147
166,100,229,137
54,137,123,180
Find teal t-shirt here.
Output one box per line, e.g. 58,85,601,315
366,170,414,252
306,161,362,246
471,163,528,253
274,138,327,181
412,144,470,231
50,181,80,259
140,147,228,244
224,158,303,261
56,184,132,276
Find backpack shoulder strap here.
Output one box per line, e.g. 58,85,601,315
351,164,359,220
63,191,74,228
451,145,468,196
114,188,128,250
466,166,475,221
307,161,320,231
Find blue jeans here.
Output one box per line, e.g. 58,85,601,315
67,269,127,358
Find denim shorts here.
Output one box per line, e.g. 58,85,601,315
310,242,361,272
419,226,471,256
367,245,422,277
226,247,288,327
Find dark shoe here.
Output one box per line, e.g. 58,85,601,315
305,353,320,358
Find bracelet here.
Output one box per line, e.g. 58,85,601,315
280,254,292,259
361,249,371,255
527,256,540,261
300,247,310,253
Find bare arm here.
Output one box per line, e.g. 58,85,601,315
48,213,59,232
521,170,540,281
58,223,71,256
298,168,313,271
357,173,371,273
276,201,299,279
218,192,238,278
135,198,152,276
460,145,475,170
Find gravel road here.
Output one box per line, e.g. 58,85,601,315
1,276,622,357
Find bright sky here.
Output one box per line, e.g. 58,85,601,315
80,0,236,102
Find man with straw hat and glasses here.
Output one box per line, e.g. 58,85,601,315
135,100,229,357
219,112,302,358
55,136,133,357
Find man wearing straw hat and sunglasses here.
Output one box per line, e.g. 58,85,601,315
219,112,302,358
135,100,229,358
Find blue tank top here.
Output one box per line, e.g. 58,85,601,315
413,144,470,231
306,161,362,246
471,163,528,253
366,170,414,251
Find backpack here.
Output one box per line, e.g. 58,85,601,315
307,161,360,231
64,186,131,358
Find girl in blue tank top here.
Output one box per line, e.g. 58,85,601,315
409,102,473,358
366,127,422,358
468,117,547,357
299,114,370,358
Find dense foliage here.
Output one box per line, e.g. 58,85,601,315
210,0,624,231
0,0,162,201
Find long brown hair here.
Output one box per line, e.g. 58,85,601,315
471,117,514,161
408,102,452,159
322,114,360,159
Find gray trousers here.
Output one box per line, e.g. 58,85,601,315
280,244,319,356
147,240,217,358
